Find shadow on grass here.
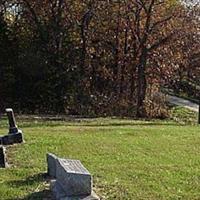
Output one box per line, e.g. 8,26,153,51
7,173,54,200
69,122,180,127
7,173,47,187
14,189,53,200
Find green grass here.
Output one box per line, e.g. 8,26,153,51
0,113,200,200
170,106,198,125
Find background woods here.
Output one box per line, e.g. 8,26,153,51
0,0,199,117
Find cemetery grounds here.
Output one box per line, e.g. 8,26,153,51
0,107,200,200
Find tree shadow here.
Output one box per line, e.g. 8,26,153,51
7,173,54,200
15,190,54,200
68,122,182,127
7,173,47,187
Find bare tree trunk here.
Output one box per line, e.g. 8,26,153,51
120,27,128,95
136,48,147,117
114,6,121,96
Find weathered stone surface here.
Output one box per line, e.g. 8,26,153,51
51,180,67,200
47,153,58,178
0,146,6,168
56,159,92,197
6,108,18,134
1,131,23,145
51,180,100,200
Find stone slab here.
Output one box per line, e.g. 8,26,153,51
51,180,100,200
1,131,23,145
0,146,7,168
47,153,58,178
56,159,92,196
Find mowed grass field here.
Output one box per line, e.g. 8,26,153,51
0,110,200,200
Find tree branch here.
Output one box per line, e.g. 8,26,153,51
148,33,174,51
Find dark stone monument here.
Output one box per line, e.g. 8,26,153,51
6,108,20,134
0,108,23,145
0,146,7,168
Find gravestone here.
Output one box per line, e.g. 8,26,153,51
0,146,7,168
56,159,92,196
47,153,99,200
6,108,18,134
1,108,24,145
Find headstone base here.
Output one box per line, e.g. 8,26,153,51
51,180,100,200
0,131,23,145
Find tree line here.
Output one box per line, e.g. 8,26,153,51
0,0,199,117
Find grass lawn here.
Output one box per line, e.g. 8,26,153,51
0,109,200,200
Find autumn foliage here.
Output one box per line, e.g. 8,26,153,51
0,0,199,117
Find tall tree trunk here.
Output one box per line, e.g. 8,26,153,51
136,49,147,117
114,8,120,95
120,27,128,95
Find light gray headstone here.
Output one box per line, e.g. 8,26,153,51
51,179,100,200
56,159,92,196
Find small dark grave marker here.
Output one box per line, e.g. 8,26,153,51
0,146,7,168
0,108,24,145
6,108,19,134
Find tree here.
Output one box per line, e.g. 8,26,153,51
0,0,198,117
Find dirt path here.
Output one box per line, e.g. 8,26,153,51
167,95,199,112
